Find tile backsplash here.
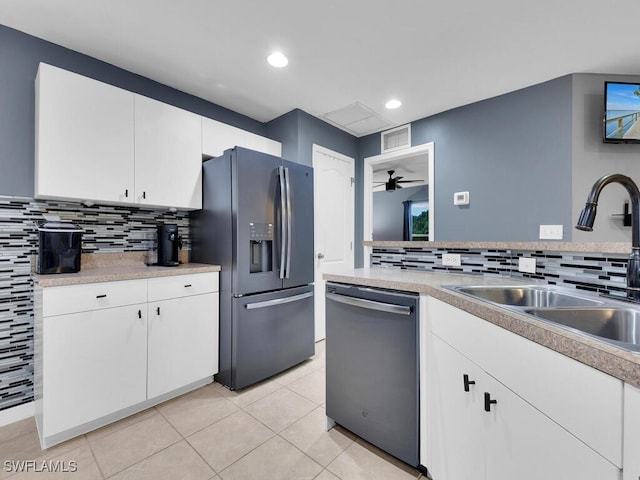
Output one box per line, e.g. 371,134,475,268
0,196,190,413
371,246,629,297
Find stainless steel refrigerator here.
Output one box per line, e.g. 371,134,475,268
191,146,315,390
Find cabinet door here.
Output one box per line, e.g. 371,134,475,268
42,304,147,435
147,293,219,398
484,373,621,480
429,336,485,480
201,117,282,158
36,63,135,204
134,95,202,209
624,383,640,480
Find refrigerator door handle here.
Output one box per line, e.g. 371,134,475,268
284,166,292,278
244,291,314,310
278,166,287,279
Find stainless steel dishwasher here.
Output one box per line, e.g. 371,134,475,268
325,282,419,467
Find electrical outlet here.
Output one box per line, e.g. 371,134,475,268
518,257,536,274
442,253,461,267
539,224,563,240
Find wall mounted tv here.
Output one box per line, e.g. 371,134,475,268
604,81,640,143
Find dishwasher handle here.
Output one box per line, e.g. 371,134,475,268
326,292,412,316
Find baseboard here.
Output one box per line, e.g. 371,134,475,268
0,402,34,427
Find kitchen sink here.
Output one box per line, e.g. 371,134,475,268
450,285,605,308
524,307,640,353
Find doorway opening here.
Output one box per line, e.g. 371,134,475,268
363,142,434,265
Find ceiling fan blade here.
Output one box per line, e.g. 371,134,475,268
394,176,404,181
373,182,386,186
396,179,424,183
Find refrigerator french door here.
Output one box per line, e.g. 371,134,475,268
191,147,314,390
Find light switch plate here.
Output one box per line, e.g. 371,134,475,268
518,257,536,274
442,253,461,267
539,224,563,240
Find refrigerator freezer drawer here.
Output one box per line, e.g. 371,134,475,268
229,285,315,390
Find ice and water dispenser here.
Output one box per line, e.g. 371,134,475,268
249,222,273,273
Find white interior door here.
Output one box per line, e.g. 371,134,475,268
313,144,355,341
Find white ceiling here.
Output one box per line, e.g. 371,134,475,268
2,0,640,136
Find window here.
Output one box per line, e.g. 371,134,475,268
411,201,429,240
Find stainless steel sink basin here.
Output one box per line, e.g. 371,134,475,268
524,307,640,353
451,285,605,308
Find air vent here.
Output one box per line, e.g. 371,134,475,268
321,102,393,136
381,124,411,153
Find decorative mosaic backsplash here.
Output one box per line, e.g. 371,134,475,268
371,246,629,297
0,196,190,412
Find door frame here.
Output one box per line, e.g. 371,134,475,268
312,144,355,341
363,142,434,265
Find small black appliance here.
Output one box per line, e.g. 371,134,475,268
157,224,182,266
36,221,83,274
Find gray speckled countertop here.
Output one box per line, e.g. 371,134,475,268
323,267,640,388
34,262,220,287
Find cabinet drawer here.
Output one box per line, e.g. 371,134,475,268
42,279,147,317
147,272,218,301
428,296,623,467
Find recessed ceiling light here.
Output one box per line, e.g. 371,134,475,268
267,51,288,68
385,99,402,109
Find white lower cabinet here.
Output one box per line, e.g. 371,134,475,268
35,272,219,448
42,304,147,436
148,292,219,398
425,297,622,480
624,383,640,480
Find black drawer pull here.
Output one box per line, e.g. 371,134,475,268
463,374,476,392
184,284,192,288
137,310,142,319
484,392,497,412
96,294,107,299
156,306,160,315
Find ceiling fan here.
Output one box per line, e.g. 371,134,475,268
374,170,424,191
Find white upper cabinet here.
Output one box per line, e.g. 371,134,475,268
134,95,202,209
202,116,281,158
36,63,135,204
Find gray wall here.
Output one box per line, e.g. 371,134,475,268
572,73,640,243
373,185,428,241
0,24,267,197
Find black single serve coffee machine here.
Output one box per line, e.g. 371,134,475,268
157,224,182,266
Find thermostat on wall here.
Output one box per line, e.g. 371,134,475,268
454,191,470,205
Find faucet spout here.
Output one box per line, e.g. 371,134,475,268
576,174,640,301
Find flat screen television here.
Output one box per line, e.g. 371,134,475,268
604,81,640,143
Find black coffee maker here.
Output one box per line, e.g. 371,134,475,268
157,224,182,266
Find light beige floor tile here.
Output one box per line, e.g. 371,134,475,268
212,380,281,409
0,417,36,444
314,470,340,480
218,436,322,480
280,407,355,467
3,444,102,480
271,360,316,386
88,414,181,478
156,385,239,437
85,408,158,442
287,369,326,405
187,411,274,473
327,440,419,480
245,388,316,433
0,430,87,479
108,441,214,480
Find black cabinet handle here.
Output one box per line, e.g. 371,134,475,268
143,191,146,199
125,189,128,198
484,392,497,412
156,306,160,315
96,294,107,299
184,284,192,288
463,374,476,392
138,309,142,319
